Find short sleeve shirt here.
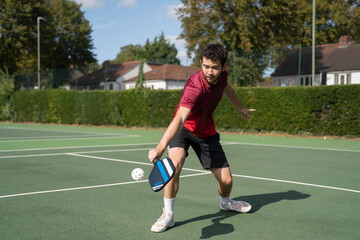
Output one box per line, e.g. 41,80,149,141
174,70,228,138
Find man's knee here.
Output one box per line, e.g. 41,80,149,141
168,147,186,172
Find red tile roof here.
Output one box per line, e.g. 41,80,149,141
75,61,141,85
124,64,200,82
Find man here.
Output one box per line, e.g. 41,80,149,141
148,43,252,233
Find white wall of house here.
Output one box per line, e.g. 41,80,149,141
327,71,360,85
115,63,153,90
273,71,360,87
167,80,186,90
125,80,166,90
353,72,360,84
272,74,321,86
99,81,119,90
125,79,185,90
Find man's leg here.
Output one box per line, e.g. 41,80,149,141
210,167,233,197
151,147,186,233
164,147,187,198
210,167,251,213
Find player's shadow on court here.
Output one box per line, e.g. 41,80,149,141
175,190,310,239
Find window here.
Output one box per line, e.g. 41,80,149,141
278,78,288,87
337,73,352,85
340,74,345,85
347,73,351,84
300,76,312,86
321,72,327,85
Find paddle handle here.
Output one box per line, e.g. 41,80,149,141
152,157,159,164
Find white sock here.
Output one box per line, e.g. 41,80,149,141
220,196,230,206
164,197,175,215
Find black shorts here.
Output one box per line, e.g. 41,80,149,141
169,127,229,169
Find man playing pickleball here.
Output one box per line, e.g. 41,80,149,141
148,43,253,233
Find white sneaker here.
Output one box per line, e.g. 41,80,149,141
151,208,175,233
220,200,252,213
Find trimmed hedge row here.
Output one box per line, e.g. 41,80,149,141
9,89,181,127
6,85,360,136
215,85,360,136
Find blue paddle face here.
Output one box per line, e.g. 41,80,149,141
149,157,175,192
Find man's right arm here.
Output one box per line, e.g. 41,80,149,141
148,106,191,162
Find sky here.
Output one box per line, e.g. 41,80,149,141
74,0,191,66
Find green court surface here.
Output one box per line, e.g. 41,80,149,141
0,122,359,240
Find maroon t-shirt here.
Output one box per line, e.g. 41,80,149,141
174,70,228,138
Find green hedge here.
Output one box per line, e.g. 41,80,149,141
5,85,360,137
8,89,181,127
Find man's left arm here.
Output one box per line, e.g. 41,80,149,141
224,83,251,119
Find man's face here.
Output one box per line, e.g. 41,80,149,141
201,57,223,84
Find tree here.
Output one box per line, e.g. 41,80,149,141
113,32,181,65
113,44,144,63
0,67,14,96
0,0,48,74
135,59,145,88
177,0,360,85
0,67,14,120
0,0,96,86
142,32,180,64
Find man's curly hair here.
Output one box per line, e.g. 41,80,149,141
200,43,228,67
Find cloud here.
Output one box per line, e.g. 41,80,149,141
166,35,194,65
74,0,105,10
93,20,118,30
167,4,183,21
166,35,186,50
117,0,137,8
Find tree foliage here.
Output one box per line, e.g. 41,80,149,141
113,32,180,64
177,0,360,85
0,67,14,120
0,67,14,96
113,44,144,63
0,0,96,78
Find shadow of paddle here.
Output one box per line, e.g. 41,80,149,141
175,190,310,239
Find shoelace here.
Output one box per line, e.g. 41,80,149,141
157,213,168,223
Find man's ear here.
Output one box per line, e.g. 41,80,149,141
223,63,227,70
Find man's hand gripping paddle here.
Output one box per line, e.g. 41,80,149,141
149,157,176,192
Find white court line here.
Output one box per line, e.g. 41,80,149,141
67,152,154,166
0,142,157,153
0,172,211,199
68,153,360,193
232,174,360,194
0,147,358,200
0,148,153,159
0,135,139,143
0,134,129,140
221,141,360,153
0,126,128,135
68,153,208,173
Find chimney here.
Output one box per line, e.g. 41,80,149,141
338,35,352,46
103,60,111,68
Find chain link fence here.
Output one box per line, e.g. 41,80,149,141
13,63,98,90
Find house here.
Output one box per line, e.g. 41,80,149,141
272,36,360,86
124,64,200,90
74,60,149,90
75,61,200,90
